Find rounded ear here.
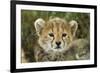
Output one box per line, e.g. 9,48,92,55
69,20,78,37
34,18,45,36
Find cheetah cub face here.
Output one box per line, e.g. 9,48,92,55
34,17,78,52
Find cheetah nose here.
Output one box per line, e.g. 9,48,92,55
56,41,61,46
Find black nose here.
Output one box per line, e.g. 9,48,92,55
56,41,61,46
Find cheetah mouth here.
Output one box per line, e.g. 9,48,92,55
55,46,61,49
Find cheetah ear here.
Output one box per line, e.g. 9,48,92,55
69,20,78,37
34,18,45,36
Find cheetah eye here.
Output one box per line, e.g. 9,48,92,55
49,33,54,37
62,33,67,37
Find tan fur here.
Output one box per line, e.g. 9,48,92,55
21,49,28,63
34,17,79,61
21,17,89,62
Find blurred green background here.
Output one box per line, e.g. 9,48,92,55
21,10,90,62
